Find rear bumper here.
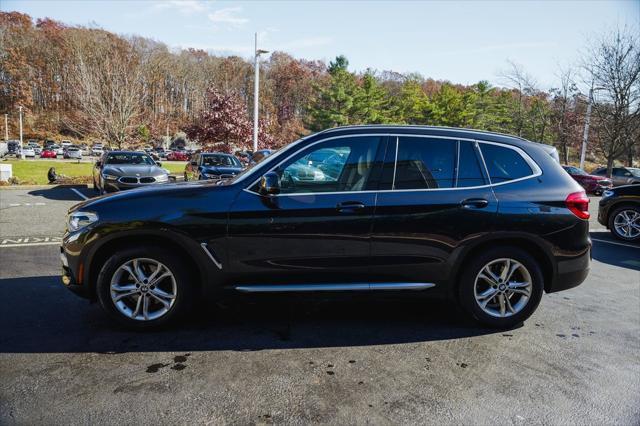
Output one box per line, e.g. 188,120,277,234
547,247,591,293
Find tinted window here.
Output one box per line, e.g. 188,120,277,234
593,168,606,176
457,141,486,187
393,137,455,189
272,136,381,194
479,144,533,183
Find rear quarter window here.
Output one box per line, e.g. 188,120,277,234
479,143,534,183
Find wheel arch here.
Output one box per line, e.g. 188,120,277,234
450,235,556,296
83,229,214,301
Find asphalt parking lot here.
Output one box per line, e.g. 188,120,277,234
0,186,638,424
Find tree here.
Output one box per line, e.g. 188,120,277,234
186,87,273,153
584,27,640,174
307,56,360,130
64,28,145,148
550,68,580,163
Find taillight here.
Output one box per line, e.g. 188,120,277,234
566,191,590,219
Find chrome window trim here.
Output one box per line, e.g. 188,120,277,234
391,136,399,190
242,133,542,197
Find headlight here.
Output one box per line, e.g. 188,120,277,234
103,173,118,181
602,190,614,198
155,174,169,182
68,211,98,232
203,172,219,178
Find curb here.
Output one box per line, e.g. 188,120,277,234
0,184,93,190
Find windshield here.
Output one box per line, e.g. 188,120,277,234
105,153,155,165
202,154,241,167
628,168,640,177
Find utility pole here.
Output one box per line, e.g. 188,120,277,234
579,86,593,170
253,32,268,153
4,114,7,141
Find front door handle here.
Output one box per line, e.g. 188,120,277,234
336,201,366,213
461,198,489,209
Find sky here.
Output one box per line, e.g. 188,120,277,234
2,0,639,89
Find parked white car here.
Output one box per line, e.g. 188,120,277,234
61,140,72,149
91,145,104,156
56,146,64,156
21,147,36,158
64,146,83,160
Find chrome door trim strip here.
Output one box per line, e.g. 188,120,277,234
234,282,436,292
200,243,223,270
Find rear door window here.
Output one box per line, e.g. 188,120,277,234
393,137,456,189
479,143,534,183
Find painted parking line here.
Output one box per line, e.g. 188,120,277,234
591,238,640,249
70,188,89,200
5,202,47,207
0,236,62,248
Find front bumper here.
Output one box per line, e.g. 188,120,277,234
60,245,89,298
104,181,165,192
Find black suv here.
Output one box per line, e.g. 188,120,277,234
61,126,591,329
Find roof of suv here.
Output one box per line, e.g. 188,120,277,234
318,125,556,154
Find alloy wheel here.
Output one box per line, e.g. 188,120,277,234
110,258,177,321
474,258,532,318
613,209,640,239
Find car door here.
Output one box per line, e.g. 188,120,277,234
226,135,387,286
370,136,498,285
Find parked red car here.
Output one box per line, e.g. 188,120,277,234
166,150,189,161
40,149,57,159
562,165,612,195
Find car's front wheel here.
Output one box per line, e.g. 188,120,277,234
96,247,194,329
459,247,544,329
609,206,640,241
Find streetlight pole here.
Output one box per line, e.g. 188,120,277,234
253,32,268,153
579,86,593,170
18,106,24,159
579,85,606,170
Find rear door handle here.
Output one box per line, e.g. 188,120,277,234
336,201,366,213
461,198,489,209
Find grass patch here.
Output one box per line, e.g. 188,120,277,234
1,159,187,185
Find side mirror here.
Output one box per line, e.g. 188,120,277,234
259,171,280,196
156,161,162,167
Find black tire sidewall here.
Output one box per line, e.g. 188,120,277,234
608,205,640,241
96,247,193,329
459,247,544,329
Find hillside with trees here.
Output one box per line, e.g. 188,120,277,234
1,11,637,172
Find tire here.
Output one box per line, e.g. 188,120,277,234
458,246,544,329
96,246,194,330
608,205,640,242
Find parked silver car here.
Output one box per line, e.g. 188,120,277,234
93,151,169,194
593,167,640,186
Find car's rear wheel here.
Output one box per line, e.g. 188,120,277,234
459,247,544,329
96,247,194,329
609,206,640,241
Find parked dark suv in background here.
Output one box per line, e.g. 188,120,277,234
61,126,590,330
